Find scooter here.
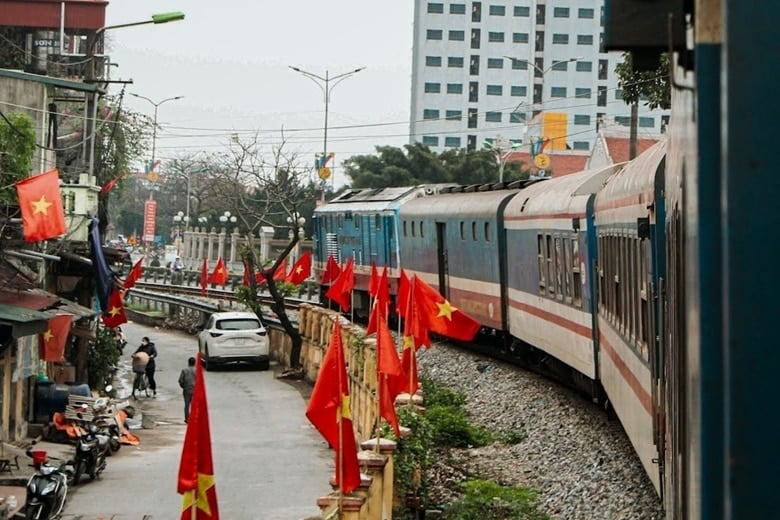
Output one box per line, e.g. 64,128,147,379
23,448,73,520
92,396,121,455
71,422,109,485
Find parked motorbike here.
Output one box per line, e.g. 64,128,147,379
71,421,109,485
91,396,121,455
23,448,73,520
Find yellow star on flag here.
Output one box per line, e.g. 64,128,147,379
338,394,352,421
43,329,54,342
436,300,457,321
181,472,216,516
31,195,53,215
109,305,122,317
216,268,224,274
402,336,414,351
295,266,303,274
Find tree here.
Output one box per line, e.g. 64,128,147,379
0,112,35,203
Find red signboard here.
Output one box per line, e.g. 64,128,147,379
143,199,157,243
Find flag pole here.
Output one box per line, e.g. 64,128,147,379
337,319,345,514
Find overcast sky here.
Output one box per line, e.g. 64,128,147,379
105,0,414,187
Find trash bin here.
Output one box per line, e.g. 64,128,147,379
31,450,47,466
141,413,157,429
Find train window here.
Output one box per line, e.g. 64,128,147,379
484,222,491,242
420,221,424,238
355,215,361,229
537,234,546,292
563,237,572,303
460,221,465,240
375,215,381,230
639,238,650,360
554,237,564,299
546,234,554,296
403,220,407,237
472,222,477,241
411,221,416,237
573,237,582,307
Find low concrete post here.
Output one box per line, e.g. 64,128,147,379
358,450,388,520
361,438,397,520
317,494,365,520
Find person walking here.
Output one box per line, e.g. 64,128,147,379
178,357,196,423
133,337,158,397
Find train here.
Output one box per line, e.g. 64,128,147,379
312,2,778,518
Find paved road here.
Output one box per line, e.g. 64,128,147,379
62,321,332,520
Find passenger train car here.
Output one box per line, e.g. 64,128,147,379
312,2,776,516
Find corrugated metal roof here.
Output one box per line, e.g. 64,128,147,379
0,303,50,337
0,68,99,92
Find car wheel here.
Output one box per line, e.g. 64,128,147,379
258,359,270,371
203,346,212,371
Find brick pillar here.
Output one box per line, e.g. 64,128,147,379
358,450,388,520
317,494,365,520
361,438,397,520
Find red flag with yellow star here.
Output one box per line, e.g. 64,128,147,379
305,319,361,494
122,256,144,290
377,311,403,436
321,255,341,284
39,314,72,362
15,169,67,242
284,251,312,285
102,288,128,328
413,276,481,341
208,257,228,286
178,353,219,519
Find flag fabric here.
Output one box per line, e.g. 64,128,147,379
321,255,341,284
272,257,288,282
15,169,67,243
123,256,144,290
177,353,219,519
102,288,128,328
413,276,481,341
100,175,123,194
285,251,312,285
376,312,403,436
399,338,420,396
403,277,431,350
305,320,361,494
39,314,72,362
209,257,229,286
397,278,425,395
88,217,116,312
368,262,379,297
242,260,251,287
396,269,410,318
325,257,355,312
366,266,389,335
200,258,208,295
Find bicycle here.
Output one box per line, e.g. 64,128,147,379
132,370,152,398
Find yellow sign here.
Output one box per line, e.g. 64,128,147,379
534,153,551,169
147,171,160,183
318,167,332,180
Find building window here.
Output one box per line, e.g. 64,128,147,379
488,32,505,43
486,111,502,122
468,108,478,128
471,1,482,21
470,55,480,75
579,7,595,19
423,109,440,120
471,29,481,49
512,32,529,44
598,59,608,80
424,82,441,93
486,84,503,96
551,60,569,71
422,135,439,146
444,136,461,147
469,81,479,102
450,3,466,14
598,85,607,106
577,34,594,45
510,112,526,123
487,58,504,69
489,5,506,15
575,88,592,99
445,110,462,120
661,115,670,130
427,2,444,13
615,116,631,126
514,5,530,16
574,114,591,125
639,117,655,128
553,7,570,17
576,61,593,72
615,89,623,100
510,56,528,69
467,135,477,151
572,141,589,150
448,56,464,68
535,30,545,51
510,85,527,97
536,4,546,23
552,33,569,44
447,83,464,94
427,29,443,40
550,86,567,98
449,30,465,41
425,56,442,67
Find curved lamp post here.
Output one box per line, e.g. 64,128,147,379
483,139,522,183
130,93,184,193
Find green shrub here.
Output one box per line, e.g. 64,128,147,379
445,479,550,520
87,325,121,391
426,405,493,448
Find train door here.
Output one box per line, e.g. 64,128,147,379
383,214,395,268
436,222,448,297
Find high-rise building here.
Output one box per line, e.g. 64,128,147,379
409,1,670,153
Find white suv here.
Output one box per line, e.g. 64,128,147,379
197,312,270,370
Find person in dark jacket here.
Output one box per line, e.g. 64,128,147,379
133,337,158,396
178,357,196,423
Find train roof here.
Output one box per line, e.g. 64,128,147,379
400,185,524,219
594,139,667,211
314,185,454,214
504,163,626,218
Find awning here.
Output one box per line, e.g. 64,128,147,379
0,289,98,319
29,289,97,318
0,303,50,338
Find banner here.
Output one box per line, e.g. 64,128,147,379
143,200,157,243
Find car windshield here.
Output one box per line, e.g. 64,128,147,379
216,318,261,331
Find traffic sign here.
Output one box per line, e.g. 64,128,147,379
318,167,332,180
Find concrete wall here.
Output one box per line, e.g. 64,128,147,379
0,76,54,174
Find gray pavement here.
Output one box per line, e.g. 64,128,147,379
5,321,334,520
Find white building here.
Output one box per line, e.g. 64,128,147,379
409,1,669,153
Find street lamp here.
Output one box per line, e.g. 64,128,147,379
172,210,189,255
289,65,365,202
219,211,237,229
130,93,184,196
286,212,306,265
503,56,583,116
483,138,522,183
